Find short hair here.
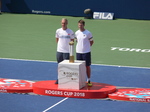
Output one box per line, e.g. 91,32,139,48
61,18,68,23
78,19,85,25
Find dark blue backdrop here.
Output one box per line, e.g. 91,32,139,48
2,0,150,20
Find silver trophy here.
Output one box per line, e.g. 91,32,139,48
69,41,74,63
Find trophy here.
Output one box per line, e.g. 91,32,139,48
69,41,74,63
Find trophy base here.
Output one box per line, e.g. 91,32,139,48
69,56,74,63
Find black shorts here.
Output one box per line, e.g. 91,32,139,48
56,52,69,63
76,52,91,66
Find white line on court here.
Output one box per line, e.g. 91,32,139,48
0,57,56,63
0,57,150,69
42,97,68,112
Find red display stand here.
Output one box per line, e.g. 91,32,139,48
33,80,116,99
109,88,150,103
0,78,34,93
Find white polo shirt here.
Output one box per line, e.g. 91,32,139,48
75,30,93,53
55,28,74,53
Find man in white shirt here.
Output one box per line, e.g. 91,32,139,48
75,19,94,86
55,18,74,84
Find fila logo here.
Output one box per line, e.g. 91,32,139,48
93,12,114,20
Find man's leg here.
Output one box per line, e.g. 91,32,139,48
86,66,91,79
86,66,92,86
63,53,69,60
57,52,63,63
56,52,63,84
84,52,92,86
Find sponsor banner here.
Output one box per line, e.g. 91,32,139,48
93,12,114,20
0,78,34,93
2,0,150,19
45,90,85,98
32,10,51,14
109,88,150,103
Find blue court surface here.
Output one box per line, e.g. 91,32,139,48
0,58,150,112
